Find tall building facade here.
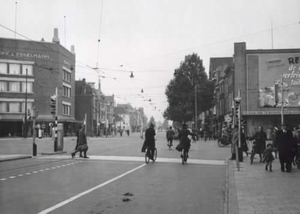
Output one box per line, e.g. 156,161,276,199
234,42,300,137
0,32,76,137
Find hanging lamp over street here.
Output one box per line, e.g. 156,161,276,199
130,71,134,78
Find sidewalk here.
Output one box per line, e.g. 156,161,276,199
228,154,300,214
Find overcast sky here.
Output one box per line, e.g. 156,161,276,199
1,0,300,122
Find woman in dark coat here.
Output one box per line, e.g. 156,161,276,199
253,126,267,162
143,123,156,159
177,124,197,157
72,124,89,158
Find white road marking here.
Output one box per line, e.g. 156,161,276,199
0,162,85,182
37,163,146,214
37,155,226,165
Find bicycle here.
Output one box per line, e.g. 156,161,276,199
181,148,188,164
145,147,157,164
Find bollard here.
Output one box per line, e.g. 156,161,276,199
33,143,37,156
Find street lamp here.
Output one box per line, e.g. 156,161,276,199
23,68,28,138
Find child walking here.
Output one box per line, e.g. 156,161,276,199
263,143,275,172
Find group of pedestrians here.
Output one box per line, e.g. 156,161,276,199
231,124,299,173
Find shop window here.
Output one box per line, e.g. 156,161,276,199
63,70,71,82
8,102,20,113
63,85,71,97
22,102,33,112
0,81,7,92
63,104,71,115
21,82,33,93
22,65,33,75
9,64,21,75
9,82,20,92
0,102,7,113
0,63,7,74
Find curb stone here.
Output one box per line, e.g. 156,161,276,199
0,155,32,162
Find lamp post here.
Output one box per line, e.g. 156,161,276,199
24,68,28,138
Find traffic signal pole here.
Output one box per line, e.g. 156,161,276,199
54,87,58,152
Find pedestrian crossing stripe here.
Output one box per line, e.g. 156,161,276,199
36,155,226,166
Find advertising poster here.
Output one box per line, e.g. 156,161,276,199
258,53,300,107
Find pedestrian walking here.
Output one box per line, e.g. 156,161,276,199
263,143,275,172
141,123,156,160
71,124,89,158
275,123,294,172
253,126,267,162
230,125,238,160
271,127,278,159
74,125,83,158
241,127,249,156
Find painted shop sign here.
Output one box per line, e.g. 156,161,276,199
254,53,300,108
243,111,300,115
0,51,50,59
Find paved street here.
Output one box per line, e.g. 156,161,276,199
0,132,229,214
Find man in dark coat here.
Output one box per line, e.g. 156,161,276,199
253,126,267,162
275,124,294,172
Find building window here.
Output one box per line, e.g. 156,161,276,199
21,82,33,93
9,82,20,92
9,64,21,75
22,102,33,112
0,63,7,74
22,65,33,75
63,103,71,115
63,70,71,82
63,85,71,97
0,81,7,92
8,102,20,113
0,102,7,113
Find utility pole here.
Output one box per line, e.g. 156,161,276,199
281,74,284,125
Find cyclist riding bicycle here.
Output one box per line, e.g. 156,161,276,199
177,124,197,158
144,123,156,160
166,126,175,148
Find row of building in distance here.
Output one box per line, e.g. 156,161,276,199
0,29,147,137
206,42,300,139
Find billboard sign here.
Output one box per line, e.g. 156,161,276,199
257,54,300,107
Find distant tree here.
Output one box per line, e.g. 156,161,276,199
162,119,169,130
164,53,214,123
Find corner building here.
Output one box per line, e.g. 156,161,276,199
0,36,76,137
234,42,300,137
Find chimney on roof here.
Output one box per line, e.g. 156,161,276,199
71,45,75,54
52,28,60,44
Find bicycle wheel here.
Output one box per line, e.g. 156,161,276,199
153,148,157,162
145,148,150,164
181,150,185,165
250,151,254,164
